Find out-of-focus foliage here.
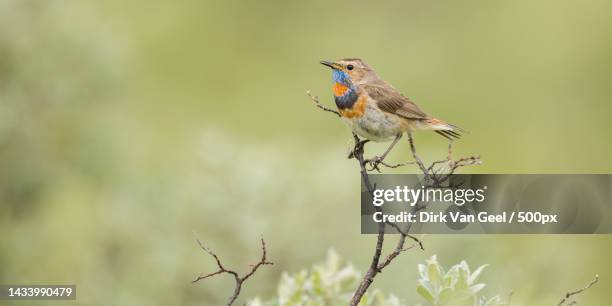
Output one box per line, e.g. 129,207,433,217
248,250,403,306
416,255,507,306
248,252,507,306
0,1,118,215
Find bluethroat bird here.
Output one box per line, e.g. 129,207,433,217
320,58,463,165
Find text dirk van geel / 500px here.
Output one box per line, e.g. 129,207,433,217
369,186,559,226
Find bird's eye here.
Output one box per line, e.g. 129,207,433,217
347,64,354,70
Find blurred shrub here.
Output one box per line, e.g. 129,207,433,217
0,1,119,216
417,255,507,306
248,251,506,306
248,250,402,306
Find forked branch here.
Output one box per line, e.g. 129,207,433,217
193,235,273,306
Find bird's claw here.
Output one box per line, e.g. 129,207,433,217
366,156,384,172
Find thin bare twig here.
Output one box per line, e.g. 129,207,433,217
307,90,340,117
193,235,273,306
413,135,482,186
557,275,599,306
407,132,429,174
385,221,424,251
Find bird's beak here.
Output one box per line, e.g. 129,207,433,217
320,60,336,69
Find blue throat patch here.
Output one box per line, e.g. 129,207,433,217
332,70,358,109
332,69,351,84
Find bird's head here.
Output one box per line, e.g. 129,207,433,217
320,58,375,86
322,58,376,108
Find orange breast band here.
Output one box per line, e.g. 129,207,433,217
333,82,349,97
339,95,366,118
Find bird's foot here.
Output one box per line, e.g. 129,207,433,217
365,156,385,172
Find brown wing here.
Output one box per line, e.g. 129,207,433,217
363,84,428,120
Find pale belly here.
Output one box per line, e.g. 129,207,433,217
342,104,408,142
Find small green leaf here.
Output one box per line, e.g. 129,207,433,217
438,287,453,304
418,264,428,281
469,283,486,294
427,262,443,286
417,284,435,303
455,266,469,290
443,273,454,288
468,264,488,285
326,249,341,272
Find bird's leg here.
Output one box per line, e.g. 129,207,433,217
366,134,402,171
348,137,370,159
377,134,402,162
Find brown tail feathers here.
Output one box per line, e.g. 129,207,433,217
426,118,465,140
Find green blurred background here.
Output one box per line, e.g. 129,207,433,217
1,0,611,305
